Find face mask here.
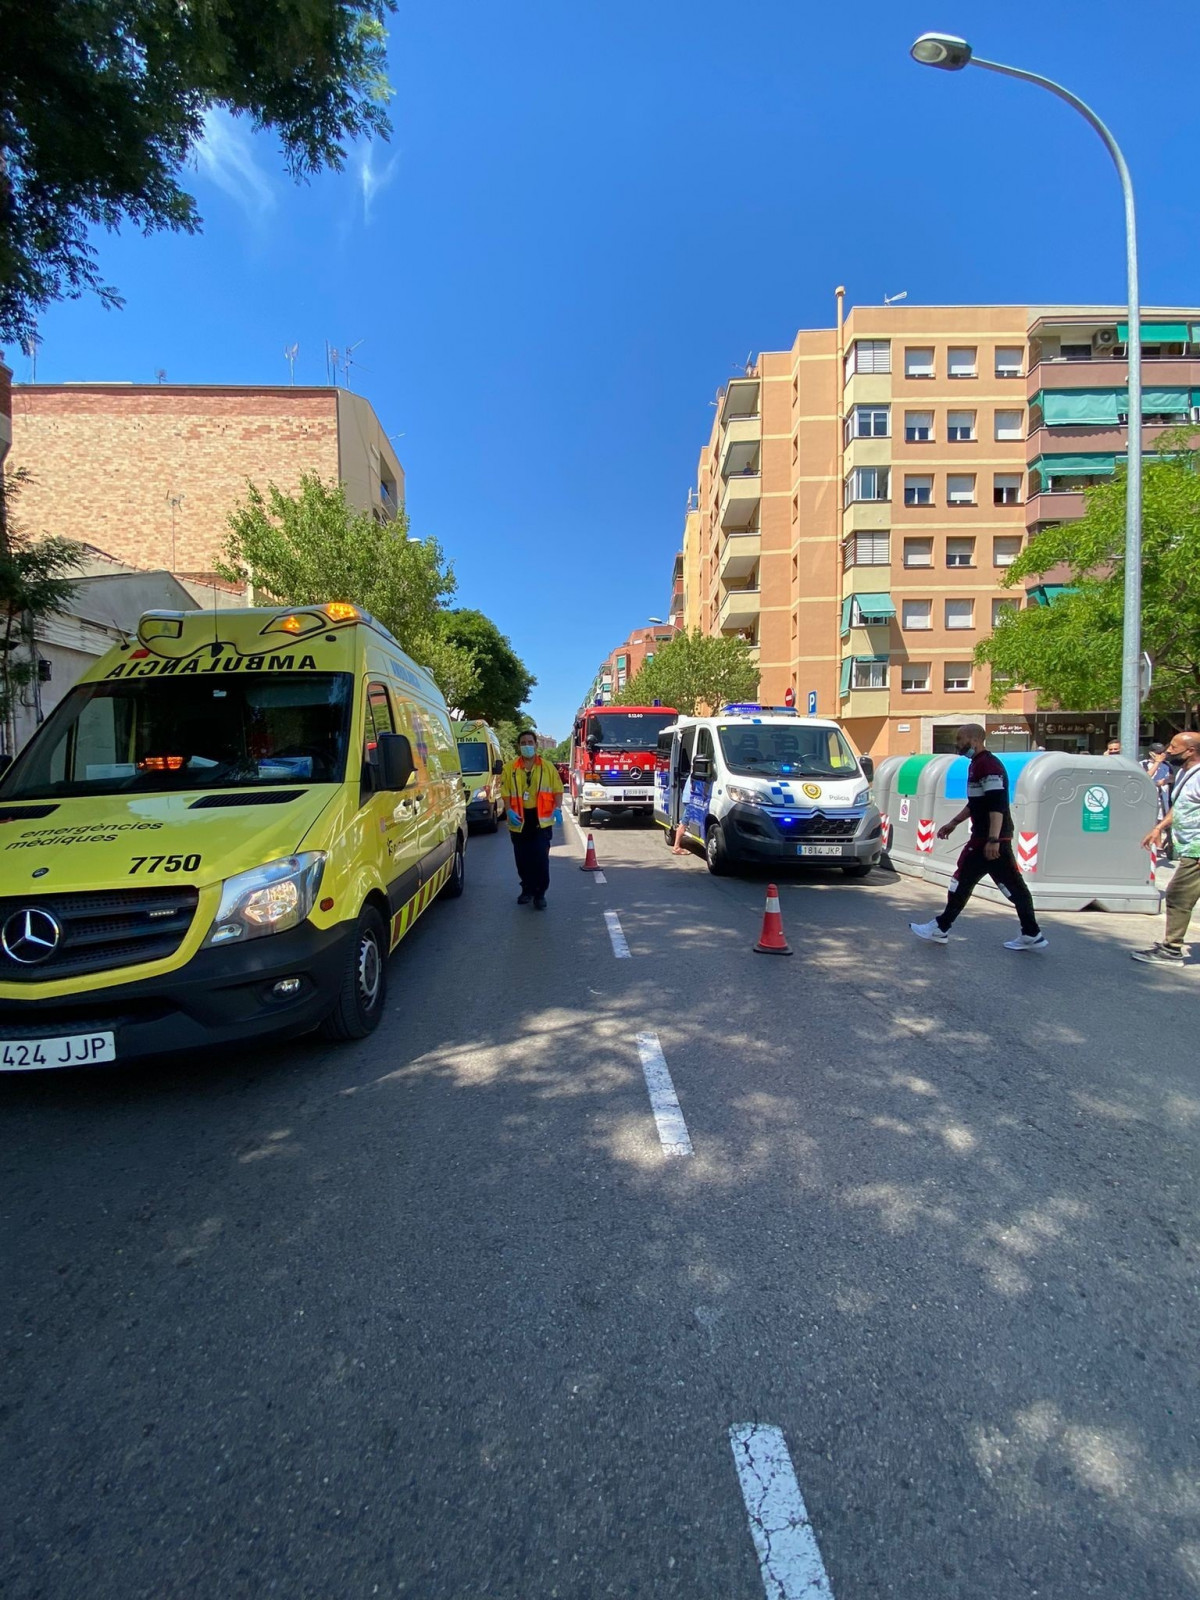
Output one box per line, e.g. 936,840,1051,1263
957,743,975,758
519,745,536,759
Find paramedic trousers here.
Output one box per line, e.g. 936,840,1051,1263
936,839,1041,938
1164,856,1200,948
512,818,552,897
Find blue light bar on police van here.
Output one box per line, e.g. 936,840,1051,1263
719,703,799,717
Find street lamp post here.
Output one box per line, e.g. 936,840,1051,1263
910,33,1143,757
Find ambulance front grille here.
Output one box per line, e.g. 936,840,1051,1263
0,888,199,983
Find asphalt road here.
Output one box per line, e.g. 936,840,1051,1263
2,815,1198,1599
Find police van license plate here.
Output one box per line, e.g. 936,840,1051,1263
797,844,845,857
0,1033,116,1070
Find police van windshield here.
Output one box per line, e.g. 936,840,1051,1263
0,674,354,799
456,742,491,775
585,712,675,750
718,722,860,780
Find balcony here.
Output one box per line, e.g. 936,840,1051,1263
720,415,762,477
719,473,761,530
842,686,891,719
718,528,761,583
720,377,760,428
1027,353,1200,398
717,586,761,631
1025,489,1086,527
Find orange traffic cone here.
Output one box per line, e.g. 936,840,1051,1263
753,883,793,955
580,832,600,872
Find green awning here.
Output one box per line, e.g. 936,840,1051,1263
1040,389,1121,425
840,596,853,637
1117,321,1190,343
856,653,891,663
839,657,853,696
1144,387,1192,413
851,592,896,624
1028,584,1077,607
1032,452,1117,478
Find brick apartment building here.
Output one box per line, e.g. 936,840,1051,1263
584,623,678,707
8,383,404,583
686,301,1200,758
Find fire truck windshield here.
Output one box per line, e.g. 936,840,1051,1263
585,712,675,751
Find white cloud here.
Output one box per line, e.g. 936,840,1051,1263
357,142,400,224
193,109,277,219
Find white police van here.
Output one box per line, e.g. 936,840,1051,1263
653,705,884,876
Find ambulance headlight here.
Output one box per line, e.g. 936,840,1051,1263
853,787,870,807
726,784,769,807
204,853,326,946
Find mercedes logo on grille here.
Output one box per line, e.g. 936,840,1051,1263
2,907,62,965
628,766,642,782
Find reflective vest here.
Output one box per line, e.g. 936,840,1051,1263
501,755,563,832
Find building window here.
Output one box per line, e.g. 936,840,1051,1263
948,346,978,378
995,346,1024,377
944,661,973,691
994,409,1024,441
617,655,627,668
947,473,976,505
992,598,1020,627
1059,342,1092,362
901,599,932,630
904,411,933,442
945,598,975,630
852,658,889,690
994,473,1022,507
846,405,890,441
993,534,1022,567
845,340,891,381
946,536,976,568
903,536,934,568
843,531,890,567
947,410,976,442
904,474,933,507
904,347,935,379
845,466,889,504
901,663,931,693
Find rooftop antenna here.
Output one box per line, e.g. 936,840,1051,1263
284,343,299,384
340,339,366,390
155,368,167,384
21,334,39,384
884,290,908,306
324,342,338,385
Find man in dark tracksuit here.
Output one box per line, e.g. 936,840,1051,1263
909,723,1048,951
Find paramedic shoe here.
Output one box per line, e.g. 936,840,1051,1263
1004,933,1049,951
517,892,532,905
909,919,948,944
533,895,547,910
1130,943,1184,966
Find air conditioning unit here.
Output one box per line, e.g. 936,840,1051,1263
1094,328,1119,349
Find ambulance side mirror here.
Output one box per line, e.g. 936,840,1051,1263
492,759,503,775
859,755,874,781
376,732,415,791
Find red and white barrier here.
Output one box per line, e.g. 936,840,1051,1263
916,818,936,854
880,813,891,849
1017,831,1039,874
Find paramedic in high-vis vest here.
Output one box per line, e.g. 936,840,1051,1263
501,732,564,909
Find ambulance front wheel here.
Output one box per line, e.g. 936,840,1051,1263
441,836,466,899
322,904,388,1040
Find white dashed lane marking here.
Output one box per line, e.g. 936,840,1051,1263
729,1423,833,1598
633,1032,693,1157
603,910,631,959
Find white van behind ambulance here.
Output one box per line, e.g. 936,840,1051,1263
654,705,883,876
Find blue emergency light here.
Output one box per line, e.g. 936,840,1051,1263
720,703,800,717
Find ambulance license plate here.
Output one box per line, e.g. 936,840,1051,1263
798,844,845,857
0,1033,116,1071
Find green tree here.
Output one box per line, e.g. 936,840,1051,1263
977,429,1200,725
439,608,535,725
614,629,759,716
0,0,395,340
0,469,87,752
216,475,479,707
493,716,536,763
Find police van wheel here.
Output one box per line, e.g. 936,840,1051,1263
442,837,466,899
842,861,872,878
323,905,387,1041
705,821,730,876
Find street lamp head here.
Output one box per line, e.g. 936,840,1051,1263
910,32,973,70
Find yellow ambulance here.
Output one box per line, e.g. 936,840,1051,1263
0,603,466,1067
454,719,504,832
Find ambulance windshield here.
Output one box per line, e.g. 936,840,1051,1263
456,743,491,775
718,723,860,780
1,674,354,799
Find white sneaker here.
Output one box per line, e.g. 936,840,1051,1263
1004,933,1049,951
910,919,948,944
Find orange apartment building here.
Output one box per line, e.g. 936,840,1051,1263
8,383,404,583
585,622,679,706
688,301,1200,759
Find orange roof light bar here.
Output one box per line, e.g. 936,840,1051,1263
324,602,360,622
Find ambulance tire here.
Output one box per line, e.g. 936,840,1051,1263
322,904,387,1041
483,809,499,834
705,820,731,876
442,836,466,899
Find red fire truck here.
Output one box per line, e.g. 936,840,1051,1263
570,703,678,825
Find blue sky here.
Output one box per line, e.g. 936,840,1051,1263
15,0,1200,739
